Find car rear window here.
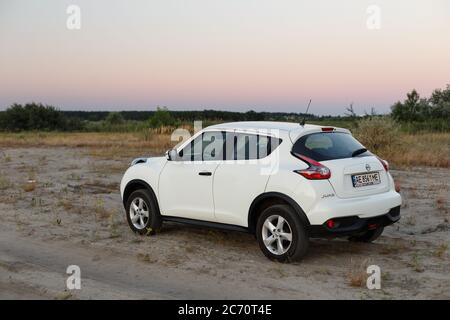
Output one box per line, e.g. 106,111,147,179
292,132,369,161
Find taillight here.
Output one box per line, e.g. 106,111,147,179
292,153,331,180
377,156,389,172
326,219,336,229
321,127,335,132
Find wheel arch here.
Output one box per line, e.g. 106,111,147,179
122,179,161,214
248,192,310,234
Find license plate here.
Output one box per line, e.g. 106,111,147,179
351,172,381,188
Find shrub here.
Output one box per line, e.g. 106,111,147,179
353,117,400,154
0,103,83,131
148,107,177,129
105,112,125,126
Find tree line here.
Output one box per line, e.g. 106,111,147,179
0,106,321,132
391,85,450,121
1,85,448,132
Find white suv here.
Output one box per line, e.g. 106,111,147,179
120,122,402,262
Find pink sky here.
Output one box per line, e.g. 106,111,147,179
0,0,449,115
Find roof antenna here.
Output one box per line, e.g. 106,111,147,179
300,99,312,126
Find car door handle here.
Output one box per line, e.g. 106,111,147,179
198,171,212,176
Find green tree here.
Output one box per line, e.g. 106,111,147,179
391,89,429,122
105,112,125,126
148,107,176,128
0,103,73,131
245,110,264,121
429,85,450,118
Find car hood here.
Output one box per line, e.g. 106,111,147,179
130,156,165,166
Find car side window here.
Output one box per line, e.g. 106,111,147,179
203,131,225,161
178,134,202,161
178,131,225,161
226,133,282,160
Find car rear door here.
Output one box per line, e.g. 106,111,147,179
213,131,281,227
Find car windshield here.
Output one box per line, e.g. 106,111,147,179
292,132,371,161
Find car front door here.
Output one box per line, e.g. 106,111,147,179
158,130,224,222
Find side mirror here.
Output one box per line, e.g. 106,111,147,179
166,149,178,161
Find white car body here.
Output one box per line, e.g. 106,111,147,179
120,121,402,260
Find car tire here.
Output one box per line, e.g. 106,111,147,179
256,204,309,262
125,189,162,235
348,226,384,243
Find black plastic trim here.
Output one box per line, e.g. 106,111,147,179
248,192,311,233
308,206,401,238
162,216,249,233
122,179,161,215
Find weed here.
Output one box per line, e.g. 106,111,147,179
57,198,74,211
94,198,111,219
408,254,425,272
434,243,448,258
137,253,158,263
346,259,371,288
0,174,12,190
404,215,416,226
55,291,73,300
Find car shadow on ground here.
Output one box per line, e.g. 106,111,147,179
158,221,395,262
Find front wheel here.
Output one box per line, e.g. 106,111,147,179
256,204,309,262
125,189,162,235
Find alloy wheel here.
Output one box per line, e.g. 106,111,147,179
129,197,150,230
261,215,293,255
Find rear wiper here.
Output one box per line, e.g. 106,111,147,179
352,148,367,157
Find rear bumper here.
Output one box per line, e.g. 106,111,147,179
305,189,402,225
308,206,401,238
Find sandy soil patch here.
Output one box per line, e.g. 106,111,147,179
0,147,449,299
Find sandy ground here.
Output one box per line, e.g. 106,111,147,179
0,147,449,299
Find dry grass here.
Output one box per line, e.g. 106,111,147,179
379,133,450,168
57,198,74,211
346,259,371,288
358,135,450,168
0,131,449,167
0,174,13,190
434,243,448,259
404,215,417,226
352,119,450,168
94,201,111,220
82,180,119,194
435,196,447,212
408,254,425,273
0,132,174,154
137,253,158,263
379,242,409,255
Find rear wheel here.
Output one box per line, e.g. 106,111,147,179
348,226,384,243
256,204,309,262
125,189,162,235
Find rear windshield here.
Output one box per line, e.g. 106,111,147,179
292,132,370,161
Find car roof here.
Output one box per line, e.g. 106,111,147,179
205,121,351,141
206,121,320,132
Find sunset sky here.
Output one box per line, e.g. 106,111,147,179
0,0,449,115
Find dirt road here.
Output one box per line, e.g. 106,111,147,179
0,147,449,299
